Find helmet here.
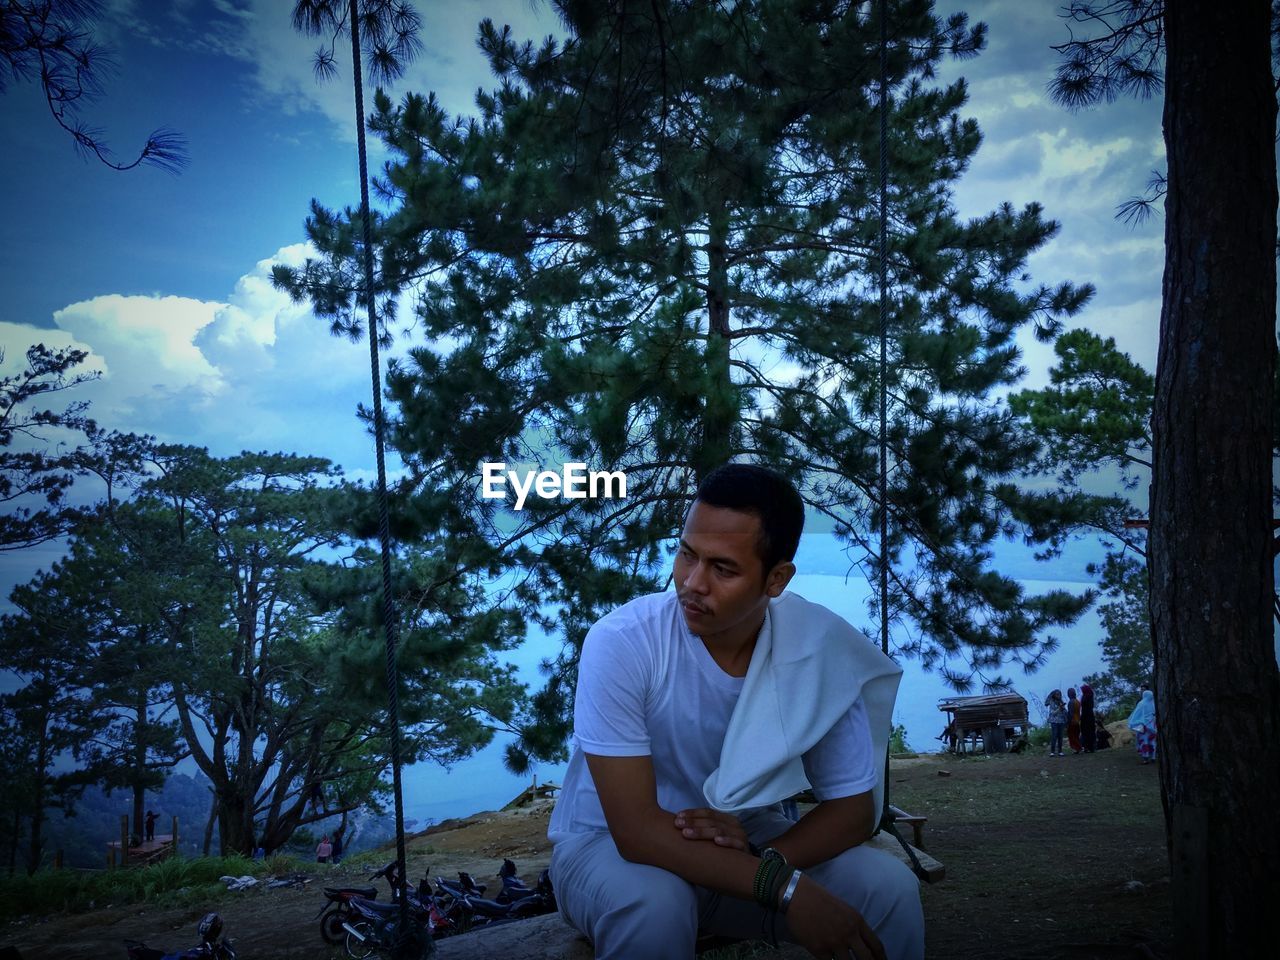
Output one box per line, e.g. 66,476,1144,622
197,912,223,943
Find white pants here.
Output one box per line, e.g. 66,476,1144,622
550,810,925,960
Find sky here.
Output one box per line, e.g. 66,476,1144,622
0,0,1169,821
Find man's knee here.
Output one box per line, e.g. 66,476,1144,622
554,841,698,958
816,846,924,960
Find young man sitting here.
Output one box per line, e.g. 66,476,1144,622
547,463,924,959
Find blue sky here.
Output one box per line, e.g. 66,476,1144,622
1,0,1167,818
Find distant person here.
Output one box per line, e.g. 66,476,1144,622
1045,690,1067,757
1127,689,1158,765
1080,683,1097,753
1066,688,1083,754
1094,722,1113,750
331,828,344,865
145,810,158,842
937,721,958,753
316,835,332,863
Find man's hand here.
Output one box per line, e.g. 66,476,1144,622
672,807,750,850
786,874,886,960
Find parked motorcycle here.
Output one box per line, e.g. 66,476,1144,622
317,861,411,944
341,890,438,959
430,870,485,905
124,913,236,960
494,859,555,910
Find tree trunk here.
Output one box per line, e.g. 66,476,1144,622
1152,2,1280,956
217,788,255,857
202,790,217,857
7,807,20,877
132,692,147,843
25,712,49,875
700,207,736,477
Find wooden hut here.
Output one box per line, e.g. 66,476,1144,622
937,692,1030,754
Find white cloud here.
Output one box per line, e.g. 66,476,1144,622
232,0,566,144
54,294,228,407
2,245,383,470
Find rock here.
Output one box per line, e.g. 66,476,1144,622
433,914,593,960
1107,720,1136,749
431,914,809,959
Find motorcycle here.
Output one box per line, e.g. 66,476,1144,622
341,889,440,959
494,859,555,910
316,861,409,944
430,870,485,906
124,913,236,960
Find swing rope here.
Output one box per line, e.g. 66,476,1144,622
347,3,419,954
872,0,932,884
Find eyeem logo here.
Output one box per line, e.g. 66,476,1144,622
481,462,627,511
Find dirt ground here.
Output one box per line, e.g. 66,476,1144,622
0,746,1170,960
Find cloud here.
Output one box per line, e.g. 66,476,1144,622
230,0,566,145
931,0,1165,387
1,245,384,470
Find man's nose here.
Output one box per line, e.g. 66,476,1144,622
683,562,709,594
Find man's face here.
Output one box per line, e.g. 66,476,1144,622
674,500,793,643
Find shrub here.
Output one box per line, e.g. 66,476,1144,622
0,854,257,923
888,723,913,755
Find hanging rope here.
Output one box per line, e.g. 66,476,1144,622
346,3,419,955
873,0,930,884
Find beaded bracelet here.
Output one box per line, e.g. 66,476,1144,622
752,857,783,907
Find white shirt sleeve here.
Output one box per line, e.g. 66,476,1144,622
572,620,653,757
801,695,878,801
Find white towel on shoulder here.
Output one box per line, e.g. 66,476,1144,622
702,591,902,816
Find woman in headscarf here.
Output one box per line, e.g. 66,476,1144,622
1127,689,1158,764
1079,682,1097,753
1066,687,1083,754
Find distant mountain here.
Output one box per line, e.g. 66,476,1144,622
36,775,409,869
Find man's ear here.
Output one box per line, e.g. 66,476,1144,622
764,560,796,597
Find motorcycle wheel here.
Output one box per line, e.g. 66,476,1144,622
343,921,377,960
320,907,349,944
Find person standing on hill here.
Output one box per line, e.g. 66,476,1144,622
144,810,158,843
1127,689,1158,765
1079,683,1097,753
1066,688,1082,754
1045,690,1067,757
547,463,922,960
316,835,332,863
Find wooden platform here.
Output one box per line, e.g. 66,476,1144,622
107,834,174,867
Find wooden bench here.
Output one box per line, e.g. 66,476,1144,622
887,804,928,850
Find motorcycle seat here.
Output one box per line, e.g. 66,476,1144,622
323,885,377,899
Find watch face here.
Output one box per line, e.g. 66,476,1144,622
761,847,786,863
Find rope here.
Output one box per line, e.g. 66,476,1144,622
346,3,420,955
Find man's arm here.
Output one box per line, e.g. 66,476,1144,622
587,753,886,960
584,752,759,897
758,791,876,868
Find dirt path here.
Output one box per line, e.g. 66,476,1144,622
0,748,1170,959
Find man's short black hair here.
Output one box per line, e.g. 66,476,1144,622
694,463,804,573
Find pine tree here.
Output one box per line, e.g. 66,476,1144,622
277,0,1101,767
0,343,98,550
1049,2,1280,953
0,0,186,171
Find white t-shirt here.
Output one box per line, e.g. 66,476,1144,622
548,591,876,843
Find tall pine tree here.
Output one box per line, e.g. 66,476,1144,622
277,0,1099,766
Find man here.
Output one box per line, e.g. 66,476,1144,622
548,463,924,959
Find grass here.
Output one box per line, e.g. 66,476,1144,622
0,854,261,923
